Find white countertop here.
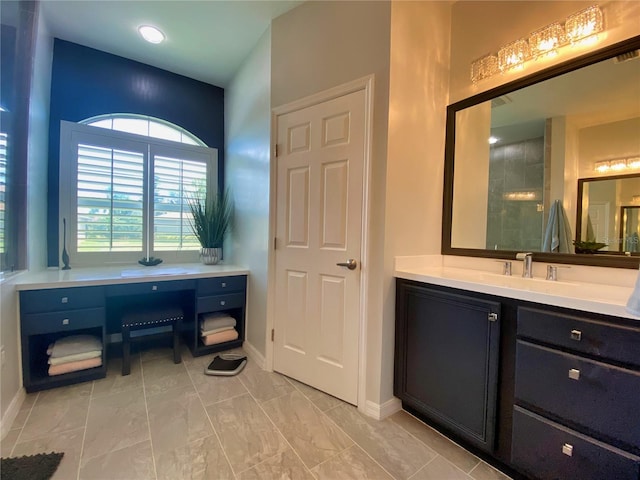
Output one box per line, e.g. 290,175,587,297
394,256,639,321
14,263,250,291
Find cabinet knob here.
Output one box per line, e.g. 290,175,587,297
488,313,498,322
562,443,573,457
62,318,70,325
570,329,582,341
568,368,580,381
152,285,158,291
61,297,68,304
220,300,226,306
221,282,227,288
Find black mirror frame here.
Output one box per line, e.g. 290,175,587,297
442,35,640,270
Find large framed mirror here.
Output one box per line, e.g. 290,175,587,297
442,35,640,269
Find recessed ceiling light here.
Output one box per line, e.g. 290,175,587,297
489,136,499,145
138,25,165,44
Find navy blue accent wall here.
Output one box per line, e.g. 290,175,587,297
48,39,225,266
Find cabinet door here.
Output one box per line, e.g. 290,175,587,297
395,281,501,452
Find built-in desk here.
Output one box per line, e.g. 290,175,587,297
16,264,249,392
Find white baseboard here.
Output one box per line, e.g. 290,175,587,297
1,387,25,439
242,341,266,370
361,397,402,420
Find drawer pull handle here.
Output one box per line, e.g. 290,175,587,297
568,368,580,381
562,443,573,457
488,313,498,322
152,285,158,291
220,300,226,306
221,282,227,288
62,318,70,325
61,297,68,304
570,330,582,341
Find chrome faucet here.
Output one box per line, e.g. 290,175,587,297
516,252,533,278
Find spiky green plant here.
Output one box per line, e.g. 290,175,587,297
188,190,232,248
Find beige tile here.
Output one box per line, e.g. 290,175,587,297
311,444,394,480
411,456,472,480
391,410,480,473
326,405,437,480
146,384,213,456
79,440,155,480
82,387,149,462
470,461,512,480
20,396,90,442
238,448,314,480
34,382,93,406
154,434,234,480
286,377,344,411
12,427,84,480
206,393,287,472
0,429,20,457
140,346,176,364
10,407,32,430
238,362,295,403
185,360,248,406
141,355,192,396
21,391,39,410
92,355,143,398
262,390,352,468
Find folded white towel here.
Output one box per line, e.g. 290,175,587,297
48,349,102,366
47,335,102,358
626,268,640,316
200,314,236,332
200,325,235,337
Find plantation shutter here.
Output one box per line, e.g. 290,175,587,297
76,143,145,252
0,132,7,255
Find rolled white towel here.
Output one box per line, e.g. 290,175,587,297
47,335,102,358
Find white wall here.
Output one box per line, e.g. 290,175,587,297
225,28,272,361
271,0,392,406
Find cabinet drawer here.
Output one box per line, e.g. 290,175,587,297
197,293,245,313
20,287,105,314
518,306,640,368
512,406,640,480
515,340,640,450
197,276,246,295
22,308,105,335
105,279,196,297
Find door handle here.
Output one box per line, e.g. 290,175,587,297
336,259,358,270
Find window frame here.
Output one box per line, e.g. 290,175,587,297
59,121,218,267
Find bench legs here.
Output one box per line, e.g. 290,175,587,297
173,318,182,365
122,325,131,376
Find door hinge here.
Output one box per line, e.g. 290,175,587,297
273,237,277,250
488,312,498,322
274,144,279,157
271,329,274,342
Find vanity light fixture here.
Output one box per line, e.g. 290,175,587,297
470,5,604,83
138,25,165,44
594,157,640,173
503,191,538,201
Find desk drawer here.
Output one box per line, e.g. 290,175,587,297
197,276,246,295
106,279,196,297
512,406,640,480
517,307,640,367
20,287,105,314
197,293,245,313
22,308,105,336
515,340,640,450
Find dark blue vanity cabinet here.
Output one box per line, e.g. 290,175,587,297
395,278,640,480
394,280,502,453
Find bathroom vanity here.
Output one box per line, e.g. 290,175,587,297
394,261,640,480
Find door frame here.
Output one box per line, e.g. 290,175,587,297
266,75,375,412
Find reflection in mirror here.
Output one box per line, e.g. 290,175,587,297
577,174,640,253
445,36,640,267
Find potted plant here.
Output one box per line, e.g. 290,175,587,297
188,190,232,265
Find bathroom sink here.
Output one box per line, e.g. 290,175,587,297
477,272,579,295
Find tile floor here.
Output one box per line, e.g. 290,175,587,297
1,347,512,480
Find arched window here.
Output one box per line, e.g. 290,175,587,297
59,115,217,266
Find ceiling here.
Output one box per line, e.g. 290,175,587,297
40,0,303,87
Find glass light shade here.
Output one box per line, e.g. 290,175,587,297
627,157,640,170
471,54,498,83
498,39,529,72
565,5,603,44
594,160,610,173
529,23,566,57
610,159,627,171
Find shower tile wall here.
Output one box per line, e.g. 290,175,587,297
486,137,544,251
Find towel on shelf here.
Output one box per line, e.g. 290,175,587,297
202,329,239,346
542,200,575,254
48,349,102,366
47,335,102,358
200,325,236,337
48,357,102,376
626,267,640,316
200,314,236,332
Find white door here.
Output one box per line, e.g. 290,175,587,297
273,89,366,404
